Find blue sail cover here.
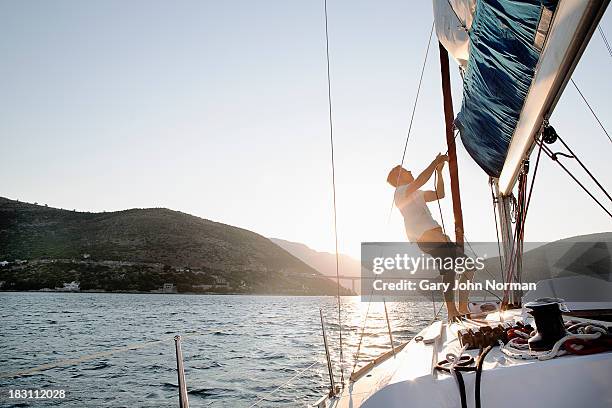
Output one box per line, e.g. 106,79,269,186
455,0,557,177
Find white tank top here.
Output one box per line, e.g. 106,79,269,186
394,185,441,242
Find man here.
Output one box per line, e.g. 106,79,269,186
388,154,471,320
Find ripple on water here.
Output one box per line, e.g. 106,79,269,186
0,293,436,407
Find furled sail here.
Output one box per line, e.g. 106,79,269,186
433,0,609,187
433,0,557,177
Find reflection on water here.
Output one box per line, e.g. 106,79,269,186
0,293,441,407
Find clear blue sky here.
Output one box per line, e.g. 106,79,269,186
1,1,610,259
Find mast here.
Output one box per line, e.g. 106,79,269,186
438,43,464,247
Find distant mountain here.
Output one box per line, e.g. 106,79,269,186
515,232,611,282
467,232,612,300
270,238,361,292
0,197,350,295
275,232,611,297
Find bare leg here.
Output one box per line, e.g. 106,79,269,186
457,269,475,315
442,271,459,320
419,229,460,320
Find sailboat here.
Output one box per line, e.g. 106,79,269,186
313,0,612,407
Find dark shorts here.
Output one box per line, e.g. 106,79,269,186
417,238,465,276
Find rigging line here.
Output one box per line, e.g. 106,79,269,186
430,298,445,322
598,25,612,59
351,288,374,377
570,79,611,144
446,0,467,31
388,21,435,221
398,21,435,169
489,181,505,283
522,134,545,227
322,0,344,385
247,361,320,408
383,298,396,356
538,141,612,218
434,171,447,235
461,232,505,302
555,133,612,202
443,127,460,156
0,331,209,379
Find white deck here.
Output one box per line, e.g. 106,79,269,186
318,310,612,408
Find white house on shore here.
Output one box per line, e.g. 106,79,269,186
162,283,177,293
55,281,80,291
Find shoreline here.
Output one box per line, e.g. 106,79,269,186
0,289,349,297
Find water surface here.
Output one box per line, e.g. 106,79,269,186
0,293,439,407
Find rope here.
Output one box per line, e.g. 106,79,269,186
500,332,602,361
383,298,396,356
350,289,374,377
433,171,447,235
445,0,467,31
500,168,528,305
570,79,611,143
523,135,544,222
389,21,435,220
353,22,436,373
445,344,470,408
322,0,345,385
497,134,544,304
431,169,447,318
433,299,446,320
489,180,505,283
555,133,612,202
247,361,320,408
537,140,612,218
474,345,493,408
0,331,209,379
398,21,435,172
461,232,504,303
598,25,612,59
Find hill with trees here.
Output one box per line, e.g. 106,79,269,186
0,197,349,295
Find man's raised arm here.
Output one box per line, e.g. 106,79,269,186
405,154,448,197
424,162,445,202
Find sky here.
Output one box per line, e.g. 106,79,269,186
1,0,611,259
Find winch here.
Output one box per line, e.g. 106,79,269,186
524,298,570,351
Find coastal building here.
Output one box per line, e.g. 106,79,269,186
162,283,177,293
193,284,213,290
56,281,80,291
211,275,230,289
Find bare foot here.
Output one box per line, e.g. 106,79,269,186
447,314,462,323
447,304,461,322
458,304,470,315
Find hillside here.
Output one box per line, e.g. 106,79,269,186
464,232,612,300
270,238,361,292
0,197,350,295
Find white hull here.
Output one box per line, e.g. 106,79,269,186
315,309,612,408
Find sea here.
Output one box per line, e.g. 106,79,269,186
0,293,441,407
